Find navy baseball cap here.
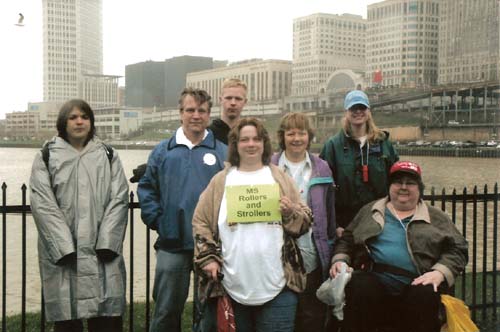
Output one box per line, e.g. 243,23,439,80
344,90,370,110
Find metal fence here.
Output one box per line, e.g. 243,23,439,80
396,147,500,158
0,182,499,331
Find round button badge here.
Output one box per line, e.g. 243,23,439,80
203,153,216,166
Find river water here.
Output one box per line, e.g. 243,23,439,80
0,147,499,314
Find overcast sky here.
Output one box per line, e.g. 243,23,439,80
0,0,379,119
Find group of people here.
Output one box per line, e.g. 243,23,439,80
30,78,468,332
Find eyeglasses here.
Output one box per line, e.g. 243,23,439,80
392,179,418,188
183,108,208,115
348,105,368,112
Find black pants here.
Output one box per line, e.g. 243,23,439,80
342,271,441,332
295,267,328,332
53,316,122,332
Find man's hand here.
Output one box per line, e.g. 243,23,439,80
411,270,445,292
202,261,221,281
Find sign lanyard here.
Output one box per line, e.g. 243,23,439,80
359,141,370,183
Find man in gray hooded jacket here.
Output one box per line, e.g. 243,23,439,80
30,99,129,332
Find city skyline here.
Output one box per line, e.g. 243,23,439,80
0,0,378,119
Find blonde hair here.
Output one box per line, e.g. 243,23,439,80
222,78,247,92
342,112,386,142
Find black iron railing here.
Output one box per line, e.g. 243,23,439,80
0,182,499,331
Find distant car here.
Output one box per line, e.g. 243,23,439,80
448,120,460,126
439,140,451,148
407,141,417,147
432,141,442,148
449,141,463,147
477,141,487,147
421,141,432,147
486,140,497,147
462,140,476,148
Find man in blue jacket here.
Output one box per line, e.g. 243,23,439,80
138,88,227,332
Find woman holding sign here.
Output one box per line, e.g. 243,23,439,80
193,117,312,332
272,112,336,332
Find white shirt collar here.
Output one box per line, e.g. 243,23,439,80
278,151,312,170
175,127,208,150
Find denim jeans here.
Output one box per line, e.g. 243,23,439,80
149,250,192,332
231,289,298,332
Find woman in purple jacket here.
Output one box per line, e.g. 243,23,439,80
272,112,336,332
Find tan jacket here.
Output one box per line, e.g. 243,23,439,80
193,163,313,298
332,197,468,287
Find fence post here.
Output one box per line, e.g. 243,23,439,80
146,227,150,331
41,293,45,332
460,187,467,300
441,188,446,211
472,186,478,321
2,183,6,332
482,185,488,322
129,191,135,332
21,184,27,332
493,183,498,321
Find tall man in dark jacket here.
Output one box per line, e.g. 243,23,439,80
138,88,227,332
208,78,247,144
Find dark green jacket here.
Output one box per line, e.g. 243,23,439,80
332,198,468,287
320,130,398,228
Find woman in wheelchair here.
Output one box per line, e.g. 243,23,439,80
329,161,468,332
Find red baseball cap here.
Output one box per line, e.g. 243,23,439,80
389,161,422,179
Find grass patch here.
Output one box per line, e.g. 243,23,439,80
2,273,500,331
1,301,194,332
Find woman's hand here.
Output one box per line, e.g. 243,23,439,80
329,261,352,279
411,270,445,292
280,196,297,218
202,261,221,282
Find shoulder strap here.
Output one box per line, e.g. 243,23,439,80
40,141,55,190
42,142,114,173
41,144,50,170
102,143,114,168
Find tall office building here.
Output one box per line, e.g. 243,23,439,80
438,0,500,84
42,0,103,102
125,61,166,107
366,0,440,88
164,56,213,107
292,13,366,96
124,56,213,108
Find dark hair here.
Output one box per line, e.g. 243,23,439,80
178,87,213,111
277,112,315,151
389,172,425,198
227,118,272,167
56,99,96,144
